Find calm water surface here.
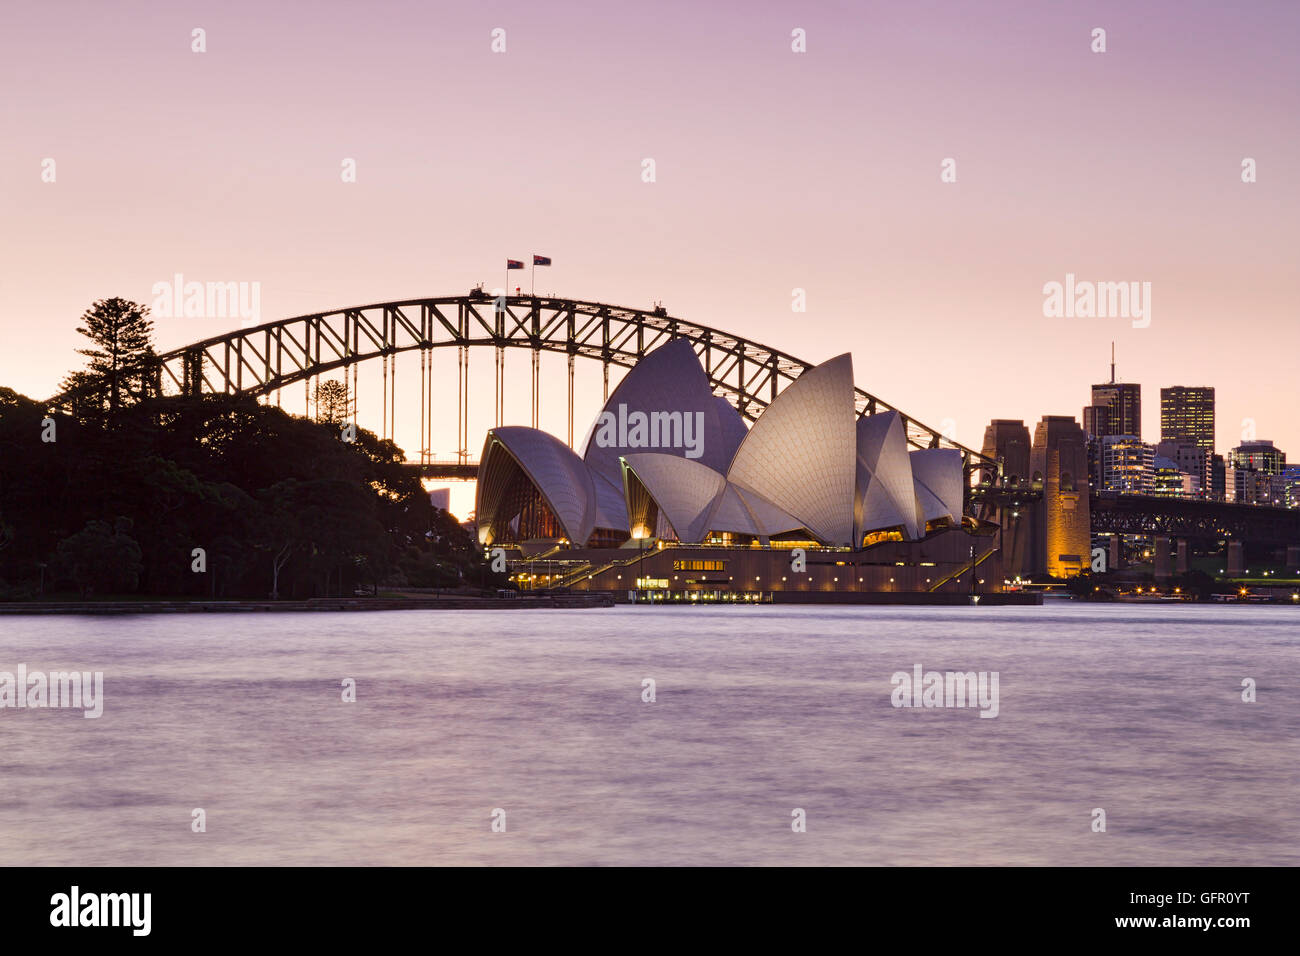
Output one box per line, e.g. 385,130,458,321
0,603,1295,865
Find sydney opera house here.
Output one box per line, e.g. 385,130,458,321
475,339,1002,600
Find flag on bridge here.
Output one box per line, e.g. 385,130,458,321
533,255,551,266
506,259,525,269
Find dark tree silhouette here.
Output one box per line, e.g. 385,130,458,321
62,297,156,416
54,518,144,597
0,377,498,600
312,379,352,425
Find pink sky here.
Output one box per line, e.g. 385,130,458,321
3,1,1297,515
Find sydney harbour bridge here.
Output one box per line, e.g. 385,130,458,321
55,290,1300,563
133,290,992,478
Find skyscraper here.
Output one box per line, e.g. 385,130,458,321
1081,404,1113,439
1090,383,1141,439
1160,386,1215,451
1088,344,1141,438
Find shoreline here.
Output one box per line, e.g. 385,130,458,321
0,594,615,615
4,592,1294,614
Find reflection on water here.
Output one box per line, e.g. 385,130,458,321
0,603,1295,865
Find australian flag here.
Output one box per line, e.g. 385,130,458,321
533,255,551,266
506,259,525,269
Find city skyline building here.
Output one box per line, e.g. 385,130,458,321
1155,439,1212,500
1081,404,1113,440
1151,455,1192,497
1230,439,1286,476
1090,383,1142,440
1280,465,1300,510
1088,346,1141,440
1160,386,1215,452
1228,466,1274,506
1100,435,1154,494
1210,454,1227,502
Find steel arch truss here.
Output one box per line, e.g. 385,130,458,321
65,292,995,473
1090,493,1300,546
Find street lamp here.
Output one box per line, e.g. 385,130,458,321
637,534,647,604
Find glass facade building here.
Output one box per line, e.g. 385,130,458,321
1090,383,1142,439
1159,385,1215,451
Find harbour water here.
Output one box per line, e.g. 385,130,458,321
0,603,1295,866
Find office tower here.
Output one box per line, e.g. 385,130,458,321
1210,454,1226,501
1101,435,1154,494
1279,465,1300,509
1089,344,1141,439
1155,440,1211,499
1232,469,1275,506
1230,440,1286,475
1151,456,1189,497
1085,435,1104,490
1081,404,1113,439
1228,441,1287,506
1091,383,1141,439
1160,386,1215,451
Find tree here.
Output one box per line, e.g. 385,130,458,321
54,518,144,597
62,298,156,416
2,366,486,600
312,379,352,425
256,480,307,600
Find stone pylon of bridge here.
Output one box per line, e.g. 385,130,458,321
1227,541,1246,576
1031,416,1090,578
1154,536,1172,580
982,419,1035,577
982,419,1033,487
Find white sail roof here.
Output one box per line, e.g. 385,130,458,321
476,426,597,546
621,453,727,543
910,448,963,526
854,411,921,541
726,354,858,547
713,396,750,469
480,348,966,552
580,338,747,485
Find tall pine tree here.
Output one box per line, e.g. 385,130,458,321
63,297,156,416
313,378,352,425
